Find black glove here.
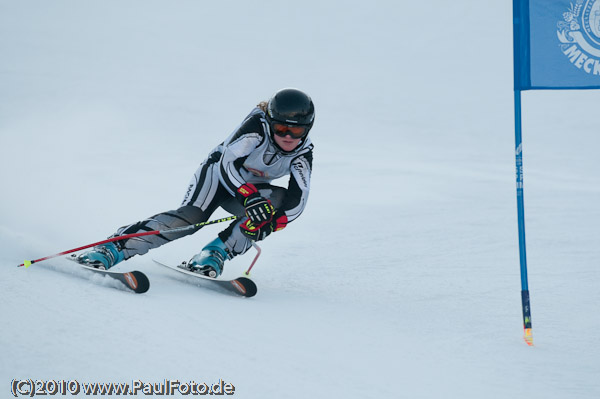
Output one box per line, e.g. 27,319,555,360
239,212,288,242
239,219,273,241
244,196,274,224
236,183,274,224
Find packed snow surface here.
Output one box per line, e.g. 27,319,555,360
1,1,599,398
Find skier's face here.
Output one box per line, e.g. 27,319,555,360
273,131,301,151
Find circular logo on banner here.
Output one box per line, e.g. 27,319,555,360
557,0,600,75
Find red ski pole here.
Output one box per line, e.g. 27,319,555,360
18,215,239,268
244,242,262,276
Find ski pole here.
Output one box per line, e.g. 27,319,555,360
244,242,262,276
18,215,239,268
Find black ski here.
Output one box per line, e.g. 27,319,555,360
67,255,150,294
153,260,257,297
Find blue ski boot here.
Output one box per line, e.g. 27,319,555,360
189,237,230,278
75,242,124,270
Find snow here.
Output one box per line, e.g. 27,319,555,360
1,1,600,398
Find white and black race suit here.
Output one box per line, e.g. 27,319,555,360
110,107,313,259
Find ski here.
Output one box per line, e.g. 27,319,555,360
153,260,257,298
67,255,150,294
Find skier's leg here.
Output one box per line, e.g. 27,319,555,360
113,205,208,258
74,205,210,270
111,161,227,259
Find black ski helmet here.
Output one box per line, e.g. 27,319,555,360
266,88,315,136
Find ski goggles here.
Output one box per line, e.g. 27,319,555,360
272,123,308,139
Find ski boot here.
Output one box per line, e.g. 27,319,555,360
74,242,124,270
188,237,230,278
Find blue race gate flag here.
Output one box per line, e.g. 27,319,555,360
512,0,600,346
514,0,600,89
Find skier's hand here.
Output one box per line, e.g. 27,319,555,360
240,219,272,241
236,183,274,224
240,212,288,241
244,196,274,224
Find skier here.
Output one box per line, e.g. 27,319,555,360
75,88,315,277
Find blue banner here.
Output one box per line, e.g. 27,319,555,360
514,0,600,90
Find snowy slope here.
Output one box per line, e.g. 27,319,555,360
1,1,600,398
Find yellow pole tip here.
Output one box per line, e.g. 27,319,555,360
524,328,534,346
24,260,32,268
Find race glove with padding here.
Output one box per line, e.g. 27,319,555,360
239,211,288,241
237,183,274,224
